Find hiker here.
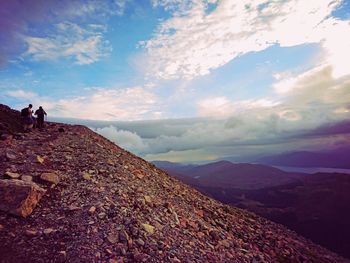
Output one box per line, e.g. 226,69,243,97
21,104,33,132
34,106,47,130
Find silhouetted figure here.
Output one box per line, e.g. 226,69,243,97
34,106,47,130
21,104,33,132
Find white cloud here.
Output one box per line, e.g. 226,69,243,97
142,0,346,80
151,0,193,12
196,63,350,127
86,99,350,162
272,65,350,114
273,65,331,94
5,89,60,113
96,63,349,161
24,22,111,64
197,97,233,117
94,126,148,153
54,87,158,120
6,90,37,99
5,86,159,121
61,0,128,18
144,149,218,163
0,0,127,66
318,19,350,78
197,96,280,117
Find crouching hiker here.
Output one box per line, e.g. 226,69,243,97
34,106,47,130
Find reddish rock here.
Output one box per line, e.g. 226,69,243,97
133,170,145,179
0,179,46,217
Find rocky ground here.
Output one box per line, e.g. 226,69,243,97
0,104,23,138
0,120,348,262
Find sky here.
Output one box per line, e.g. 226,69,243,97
1,0,350,163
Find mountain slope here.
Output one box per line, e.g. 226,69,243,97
155,161,350,259
245,172,350,259
0,104,23,135
0,117,347,261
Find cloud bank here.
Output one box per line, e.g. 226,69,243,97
83,60,350,162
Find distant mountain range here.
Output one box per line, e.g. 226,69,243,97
154,160,350,259
256,148,350,169
153,160,304,190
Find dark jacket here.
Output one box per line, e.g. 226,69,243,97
35,108,47,120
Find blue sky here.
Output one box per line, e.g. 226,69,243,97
1,0,350,162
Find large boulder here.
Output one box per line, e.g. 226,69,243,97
0,179,46,217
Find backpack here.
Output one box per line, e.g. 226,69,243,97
21,107,28,117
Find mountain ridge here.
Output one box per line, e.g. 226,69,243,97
154,160,304,190
0,104,347,262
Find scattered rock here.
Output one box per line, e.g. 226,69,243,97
220,239,231,248
98,212,106,219
127,238,133,248
173,211,180,224
5,152,16,161
82,172,91,180
36,156,45,164
43,228,55,235
88,206,96,215
133,170,145,179
136,238,145,247
144,195,151,203
107,233,118,244
119,230,129,242
25,229,39,237
4,171,21,179
209,229,220,241
1,134,12,141
141,224,155,235
67,205,81,211
0,179,46,217
21,175,33,182
40,172,60,184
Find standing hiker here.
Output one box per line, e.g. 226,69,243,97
34,106,47,130
21,104,33,132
